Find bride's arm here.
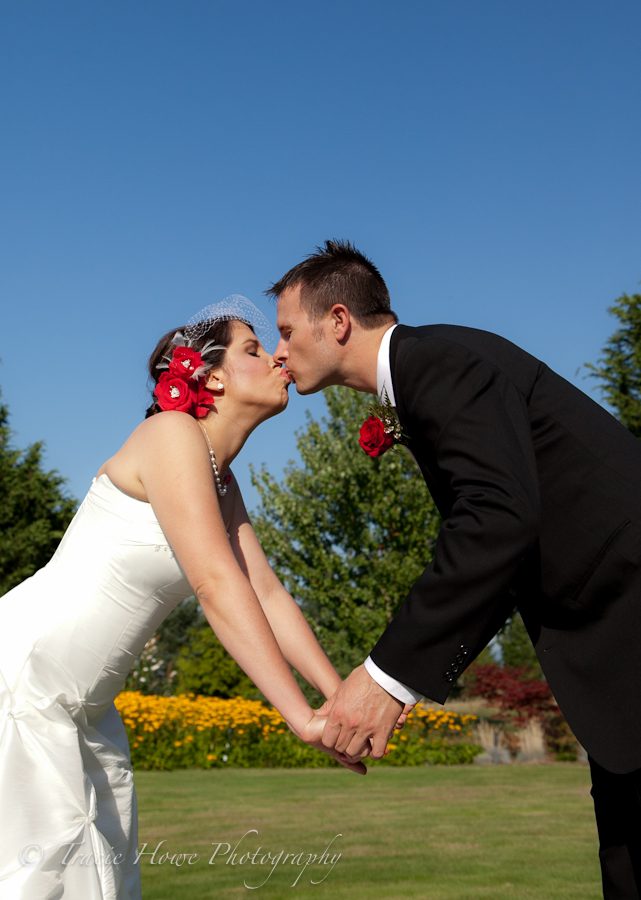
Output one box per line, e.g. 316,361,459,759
135,413,363,771
226,480,342,702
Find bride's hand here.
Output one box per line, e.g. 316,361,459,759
395,702,415,730
296,712,367,775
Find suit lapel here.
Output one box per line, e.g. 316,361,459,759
389,324,417,434
389,325,450,515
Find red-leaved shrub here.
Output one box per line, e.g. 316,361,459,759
466,663,556,724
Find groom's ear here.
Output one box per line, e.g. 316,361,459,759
329,304,351,343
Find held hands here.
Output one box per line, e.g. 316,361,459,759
297,665,414,770
315,697,414,732
296,712,367,775
315,665,405,762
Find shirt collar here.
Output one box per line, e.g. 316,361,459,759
376,323,398,407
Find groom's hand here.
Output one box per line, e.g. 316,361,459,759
315,695,412,731
321,664,403,761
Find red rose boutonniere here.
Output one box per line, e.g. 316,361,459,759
358,389,405,458
359,416,394,458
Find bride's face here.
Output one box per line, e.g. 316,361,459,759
212,321,290,418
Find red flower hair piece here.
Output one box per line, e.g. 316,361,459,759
154,345,214,418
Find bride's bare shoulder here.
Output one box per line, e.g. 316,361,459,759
98,413,206,497
132,411,203,444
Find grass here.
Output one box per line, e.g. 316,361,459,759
134,763,601,900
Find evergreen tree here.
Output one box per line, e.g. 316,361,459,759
585,290,641,435
251,386,440,699
496,611,542,674
0,390,77,596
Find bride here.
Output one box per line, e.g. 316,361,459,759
0,297,367,900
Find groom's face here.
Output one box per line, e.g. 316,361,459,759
274,285,337,394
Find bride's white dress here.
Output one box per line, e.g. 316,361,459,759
0,474,193,899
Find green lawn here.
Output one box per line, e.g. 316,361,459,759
135,764,602,900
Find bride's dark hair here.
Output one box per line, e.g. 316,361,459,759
145,319,237,418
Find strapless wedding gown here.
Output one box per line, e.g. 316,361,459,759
0,474,193,899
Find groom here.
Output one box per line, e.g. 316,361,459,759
269,240,641,898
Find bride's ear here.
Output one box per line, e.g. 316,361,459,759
204,372,225,393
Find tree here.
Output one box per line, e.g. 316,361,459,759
496,611,541,673
0,389,77,596
251,386,440,701
585,290,641,435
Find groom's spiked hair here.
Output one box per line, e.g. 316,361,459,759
265,239,398,330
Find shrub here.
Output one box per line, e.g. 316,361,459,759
172,625,262,700
463,662,583,760
465,663,556,724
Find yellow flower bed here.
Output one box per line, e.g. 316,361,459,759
409,705,477,736
380,704,482,765
114,692,481,770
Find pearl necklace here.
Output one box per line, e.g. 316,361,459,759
197,421,227,496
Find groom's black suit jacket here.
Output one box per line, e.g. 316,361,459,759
369,324,641,774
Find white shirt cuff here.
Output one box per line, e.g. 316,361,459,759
364,656,424,705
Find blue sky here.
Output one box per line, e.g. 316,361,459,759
1,0,640,509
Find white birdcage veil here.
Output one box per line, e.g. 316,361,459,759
184,295,274,349
155,295,276,374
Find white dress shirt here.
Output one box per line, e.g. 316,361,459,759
363,324,425,706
